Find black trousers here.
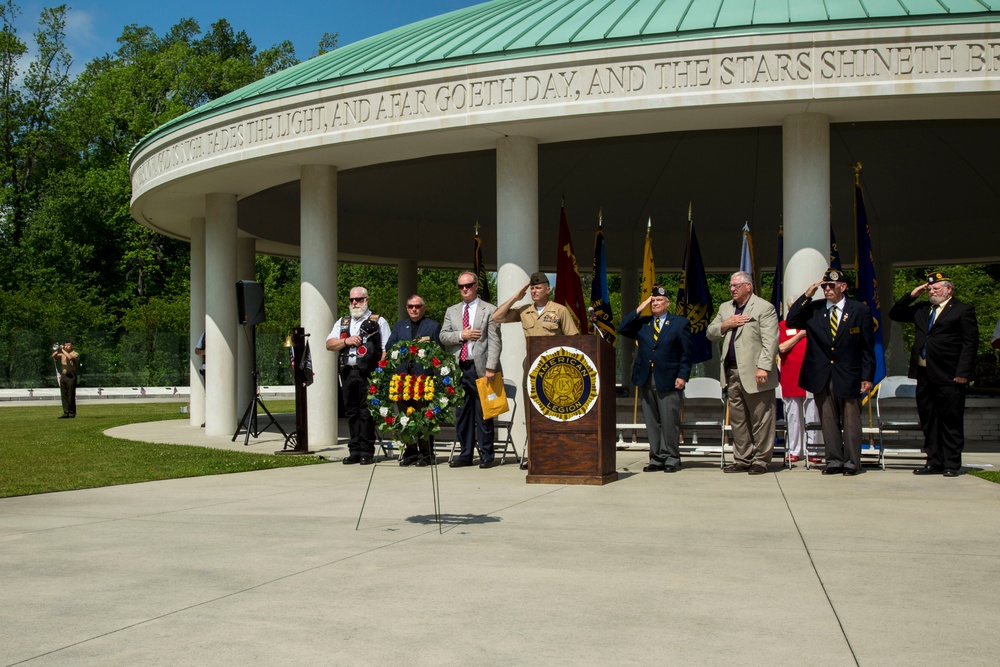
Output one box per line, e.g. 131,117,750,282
915,368,966,472
455,361,494,463
340,366,375,457
60,373,77,417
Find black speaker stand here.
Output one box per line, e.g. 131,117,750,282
232,325,290,446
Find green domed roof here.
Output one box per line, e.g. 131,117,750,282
135,0,998,153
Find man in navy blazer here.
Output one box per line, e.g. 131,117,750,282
889,271,979,477
786,269,875,476
619,286,692,473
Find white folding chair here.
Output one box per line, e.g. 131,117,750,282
875,375,922,469
679,377,727,469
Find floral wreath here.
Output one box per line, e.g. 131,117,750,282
368,339,464,444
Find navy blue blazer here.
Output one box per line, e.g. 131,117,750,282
619,310,692,390
386,317,442,350
786,296,875,399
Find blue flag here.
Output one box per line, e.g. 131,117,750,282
677,221,714,364
770,226,783,317
590,224,616,346
855,180,886,395
739,223,756,288
829,225,842,271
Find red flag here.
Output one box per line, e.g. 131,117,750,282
554,205,589,334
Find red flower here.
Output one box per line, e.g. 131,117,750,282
431,357,441,367
425,409,434,418
369,385,377,394
385,416,395,425
409,345,418,354
378,359,388,368
447,386,455,395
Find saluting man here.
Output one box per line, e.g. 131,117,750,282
889,271,978,477
619,286,692,473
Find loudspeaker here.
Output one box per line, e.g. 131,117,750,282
236,280,266,327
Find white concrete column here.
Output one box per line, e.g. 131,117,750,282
301,165,339,448
189,218,206,427
397,259,418,322
496,136,538,450
237,236,257,416
205,194,239,436
782,113,830,299
619,266,637,387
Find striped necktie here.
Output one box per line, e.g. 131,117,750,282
653,317,661,341
830,306,839,338
459,304,470,361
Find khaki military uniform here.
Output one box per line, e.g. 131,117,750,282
499,301,581,337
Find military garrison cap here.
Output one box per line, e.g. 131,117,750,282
529,272,549,285
651,286,668,297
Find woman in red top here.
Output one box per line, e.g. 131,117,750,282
779,305,823,464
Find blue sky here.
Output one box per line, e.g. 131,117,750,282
16,0,484,72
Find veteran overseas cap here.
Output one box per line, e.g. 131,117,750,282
926,271,951,284
529,272,549,285
651,286,668,297
823,268,847,283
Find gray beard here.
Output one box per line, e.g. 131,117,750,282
349,305,366,318
929,294,946,306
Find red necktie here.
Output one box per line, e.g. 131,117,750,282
460,304,470,361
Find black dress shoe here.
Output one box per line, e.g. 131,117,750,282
479,461,494,469
342,455,363,465
643,464,665,472
58,414,69,419
842,468,860,476
413,455,433,467
943,469,961,477
359,457,374,465
913,466,944,475
822,467,844,475
449,460,473,468
723,464,750,473
662,465,678,473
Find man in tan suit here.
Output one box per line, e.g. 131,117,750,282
707,271,779,474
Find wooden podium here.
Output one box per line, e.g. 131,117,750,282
525,335,617,485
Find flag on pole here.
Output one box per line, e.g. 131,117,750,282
590,212,616,345
677,218,714,364
829,225,843,270
639,218,655,316
770,225,784,317
474,225,491,303
739,222,757,288
854,164,886,397
554,204,589,333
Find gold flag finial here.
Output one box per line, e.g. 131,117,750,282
688,201,692,222
853,161,863,185
646,217,651,237
598,207,603,228
474,220,480,235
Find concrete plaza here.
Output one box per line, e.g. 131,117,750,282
2,413,999,666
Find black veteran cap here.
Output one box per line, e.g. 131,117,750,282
651,286,668,297
823,268,847,283
926,270,951,284
529,272,549,285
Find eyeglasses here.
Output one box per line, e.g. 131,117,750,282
349,297,367,303
728,283,748,290
457,282,476,290
820,283,836,290
406,304,424,309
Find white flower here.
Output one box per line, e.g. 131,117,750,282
417,349,426,358
379,407,389,417
391,350,399,360
440,366,450,375
400,416,410,427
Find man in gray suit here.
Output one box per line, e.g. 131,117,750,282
707,271,779,474
440,272,503,468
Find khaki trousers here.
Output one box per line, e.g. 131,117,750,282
725,366,775,466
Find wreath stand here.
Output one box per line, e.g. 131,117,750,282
354,341,463,533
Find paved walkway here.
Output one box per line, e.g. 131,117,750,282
2,415,1000,666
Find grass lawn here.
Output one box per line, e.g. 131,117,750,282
970,470,1000,484
0,402,326,498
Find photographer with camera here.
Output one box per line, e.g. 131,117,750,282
51,341,80,419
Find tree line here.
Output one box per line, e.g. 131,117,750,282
0,1,996,389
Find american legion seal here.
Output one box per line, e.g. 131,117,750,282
526,346,600,422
